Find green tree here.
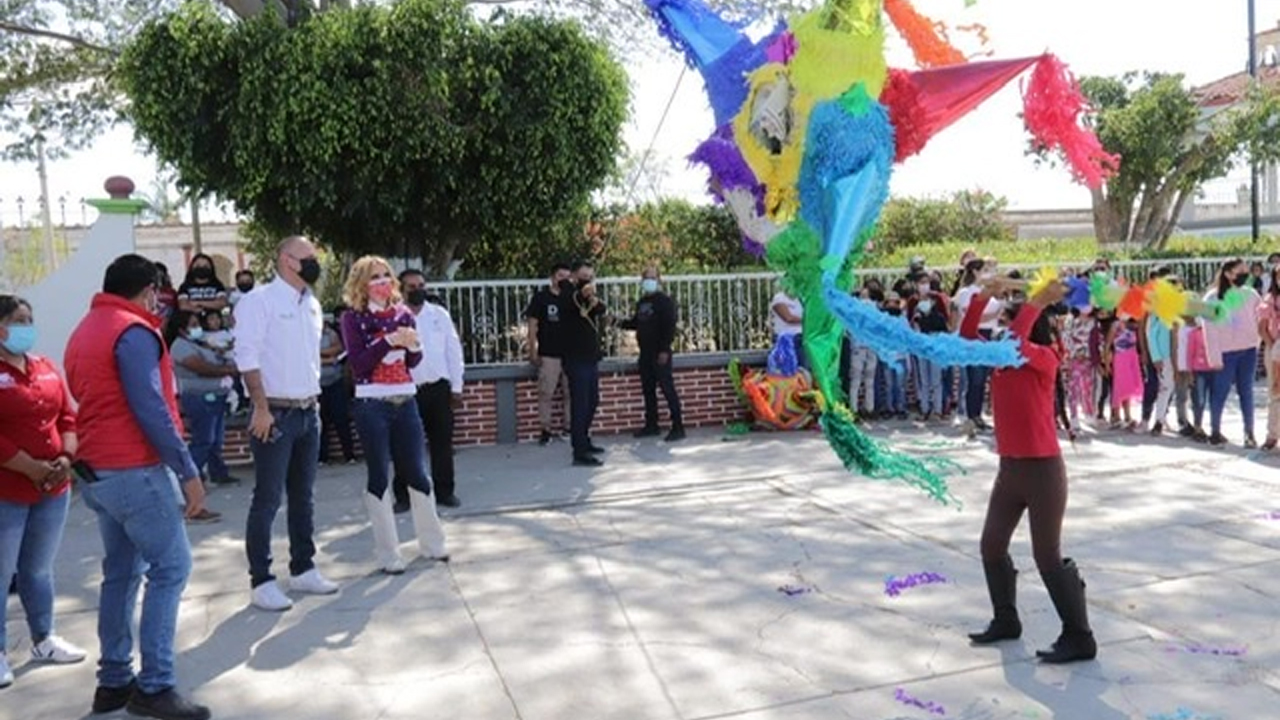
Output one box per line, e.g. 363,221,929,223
116,0,628,275
874,189,1013,252
1052,72,1280,250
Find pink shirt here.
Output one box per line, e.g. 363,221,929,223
1202,287,1261,361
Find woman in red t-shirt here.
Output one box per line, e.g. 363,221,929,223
959,276,1097,665
0,295,87,687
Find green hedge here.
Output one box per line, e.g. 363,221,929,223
868,235,1278,270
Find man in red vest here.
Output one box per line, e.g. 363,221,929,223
64,254,211,720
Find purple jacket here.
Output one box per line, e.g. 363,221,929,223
340,305,422,386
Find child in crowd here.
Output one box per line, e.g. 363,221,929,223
909,276,951,421
1145,302,1176,435
1172,314,1196,437
1091,308,1115,425
1062,306,1096,435
1105,314,1142,430
1258,267,1280,449
879,292,909,419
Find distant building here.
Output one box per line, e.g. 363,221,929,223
1187,19,1280,229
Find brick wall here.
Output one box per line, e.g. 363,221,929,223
217,360,752,464
505,364,749,443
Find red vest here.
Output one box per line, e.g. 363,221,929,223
64,293,185,470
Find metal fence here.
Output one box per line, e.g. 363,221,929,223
428,257,1261,367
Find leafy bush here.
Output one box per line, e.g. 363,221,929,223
874,189,1014,252
868,235,1278,272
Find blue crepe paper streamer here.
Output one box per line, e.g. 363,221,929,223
823,283,1026,369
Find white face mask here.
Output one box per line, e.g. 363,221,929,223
917,299,934,315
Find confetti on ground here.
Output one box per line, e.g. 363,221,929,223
777,584,813,596
894,688,946,716
884,572,948,598
1146,708,1223,720
1162,642,1247,657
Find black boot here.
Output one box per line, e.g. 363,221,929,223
968,555,1022,644
1037,558,1097,664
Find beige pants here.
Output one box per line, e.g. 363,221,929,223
1267,354,1280,442
538,356,571,432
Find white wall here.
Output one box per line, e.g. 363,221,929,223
23,212,137,369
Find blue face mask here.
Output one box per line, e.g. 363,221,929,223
641,279,660,294
188,327,205,341
2,324,36,354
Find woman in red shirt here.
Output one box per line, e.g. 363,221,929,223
0,295,87,688
960,276,1097,664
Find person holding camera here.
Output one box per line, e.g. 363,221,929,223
560,260,608,467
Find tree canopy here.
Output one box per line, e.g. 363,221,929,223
1069,72,1280,249
117,0,628,273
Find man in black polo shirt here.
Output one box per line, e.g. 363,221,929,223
524,262,573,444
559,260,607,467
622,266,684,441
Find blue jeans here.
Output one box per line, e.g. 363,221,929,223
884,360,907,413
0,492,70,649
80,465,191,694
352,397,432,498
1210,347,1258,436
915,356,944,414
246,406,320,588
564,358,601,455
180,393,229,481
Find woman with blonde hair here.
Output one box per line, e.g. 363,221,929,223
340,256,447,573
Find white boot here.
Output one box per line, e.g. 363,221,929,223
363,491,406,574
408,487,449,561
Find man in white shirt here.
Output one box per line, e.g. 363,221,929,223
233,236,339,612
394,269,465,510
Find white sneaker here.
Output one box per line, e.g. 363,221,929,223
251,580,294,611
289,569,339,595
0,654,12,688
30,635,87,664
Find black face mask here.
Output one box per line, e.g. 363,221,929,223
298,258,322,285
192,266,213,281
558,279,576,294
405,289,428,307
885,307,902,316
1234,274,1249,287
236,282,253,293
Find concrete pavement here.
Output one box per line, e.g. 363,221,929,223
4,400,1280,720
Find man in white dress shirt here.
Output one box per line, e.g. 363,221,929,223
233,236,339,611
393,269,465,510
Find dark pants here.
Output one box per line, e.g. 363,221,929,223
965,365,991,421
980,456,1067,573
394,381,455,504
318,380,355,462
352,397,432,499
180,392,229,480
564,358,600,456
246,406,320,588
639,353,682,429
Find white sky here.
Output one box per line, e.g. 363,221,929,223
0,0,1275,225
